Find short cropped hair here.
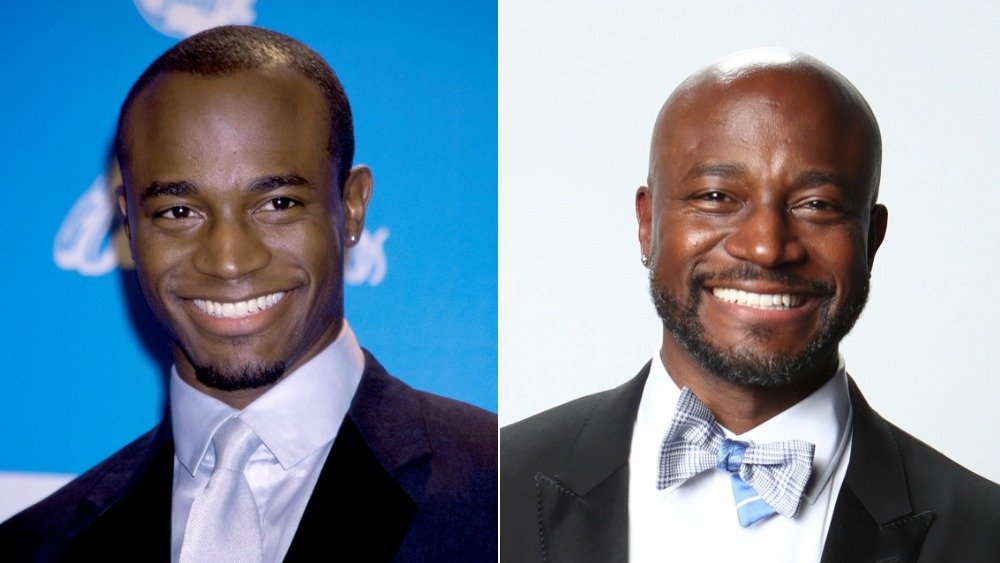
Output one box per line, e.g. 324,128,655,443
115,25,354,191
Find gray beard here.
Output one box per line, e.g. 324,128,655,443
648,265,868,388
194,361,287,391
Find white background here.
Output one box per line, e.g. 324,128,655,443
499,0,1000,484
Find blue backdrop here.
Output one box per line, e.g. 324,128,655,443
0,1,496,476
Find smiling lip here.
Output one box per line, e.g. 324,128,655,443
710,287,806,310
192,291,286,319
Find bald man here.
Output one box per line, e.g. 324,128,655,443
500,49,1000,562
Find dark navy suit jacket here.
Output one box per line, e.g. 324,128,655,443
1,351,498,562
500,363,1000,562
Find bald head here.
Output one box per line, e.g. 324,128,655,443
649,48,882,207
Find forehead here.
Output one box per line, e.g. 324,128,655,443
654,70,875,191
121,69,331,187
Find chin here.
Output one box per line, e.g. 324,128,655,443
694,343,836,389
193,360,288,391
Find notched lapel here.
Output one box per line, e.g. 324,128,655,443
535,468,629,563
821,379,934,563
821,487,933,563
284,417,417,562
533,367,649,563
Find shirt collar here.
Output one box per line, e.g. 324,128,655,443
646,349,852,503
170,320,365,475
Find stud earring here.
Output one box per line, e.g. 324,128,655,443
641,254,650,267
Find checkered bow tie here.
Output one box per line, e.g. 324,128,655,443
657,388,815,527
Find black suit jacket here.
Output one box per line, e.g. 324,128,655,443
500,363,1000,562
1,351,498,562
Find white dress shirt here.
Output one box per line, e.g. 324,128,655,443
170,321,365,562
628,350,853,563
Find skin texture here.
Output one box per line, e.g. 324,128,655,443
635,50,888,433
118,68,372,409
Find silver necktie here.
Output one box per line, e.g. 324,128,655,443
180,417,263,563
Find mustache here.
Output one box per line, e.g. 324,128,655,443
690,264,835,296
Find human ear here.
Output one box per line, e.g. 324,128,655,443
867,203,888,270
116,185,131,242
342,165,373,247
636,185,654,265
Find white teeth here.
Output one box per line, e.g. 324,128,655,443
711,287,803,309
193,292,286,319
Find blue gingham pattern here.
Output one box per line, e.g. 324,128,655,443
657,388,815,525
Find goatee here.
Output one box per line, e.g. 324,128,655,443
648,264,868,388
194,361,288,391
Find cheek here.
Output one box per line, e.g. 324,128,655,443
132,232,185,281
680,226,721,253
803,228,870,285
284,226,342,290
130,226,200,309
657,215,727,271
273,223,340,270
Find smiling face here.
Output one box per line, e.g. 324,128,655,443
119,69,371,406
636,66,887,389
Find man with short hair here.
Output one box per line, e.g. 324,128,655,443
1,26,496,561
500,48,1000,562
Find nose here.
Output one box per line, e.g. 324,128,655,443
193,216,271,279
723,204,806,268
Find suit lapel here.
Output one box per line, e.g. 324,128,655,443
283,417,417,562
820,379,932,563
535,365,649,562
285,351,428,562
60,422,174,561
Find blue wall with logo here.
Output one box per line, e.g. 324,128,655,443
0,1,496,475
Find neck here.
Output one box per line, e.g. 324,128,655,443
660,338,838,434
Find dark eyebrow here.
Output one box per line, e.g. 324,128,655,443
248,174,311,193
684,162,747,182
139,175,311,201
794,171,850,191
142,180,197,200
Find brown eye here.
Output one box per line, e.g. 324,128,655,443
791,198,850,224
804,200,834,210
157,206,194,219
261,197,300,211
688,190,740,212
796,199,845,214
